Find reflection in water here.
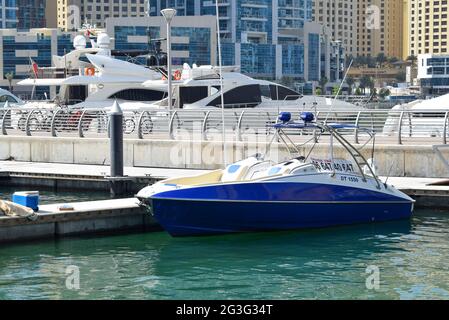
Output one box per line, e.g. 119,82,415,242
0,210,449,299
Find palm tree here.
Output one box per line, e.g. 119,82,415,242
346,76,356,95
5,72,14,92
319,76,328,95
359,75,373,95
376,53,387,67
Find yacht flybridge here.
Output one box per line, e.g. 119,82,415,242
17,33,167,111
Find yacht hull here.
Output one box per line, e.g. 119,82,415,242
150,182,414,237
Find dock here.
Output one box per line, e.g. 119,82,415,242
0,161,210,192
1,161,449,244
0,198,159,243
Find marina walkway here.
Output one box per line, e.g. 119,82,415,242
0,161,210,180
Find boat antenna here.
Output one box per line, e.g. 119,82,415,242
324,58,353,124
215,0,227,166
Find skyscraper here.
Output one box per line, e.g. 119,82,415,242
407,0,449,57
57,0,149,30
0,0,19,28
17,0,47,29
356,0,405,58
313,0,357,56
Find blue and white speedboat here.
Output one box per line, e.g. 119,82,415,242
137,112,414,237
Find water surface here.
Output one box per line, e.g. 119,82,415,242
1,209,448,300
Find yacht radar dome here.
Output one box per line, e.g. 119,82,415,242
97,33,111,48
73,35,87,49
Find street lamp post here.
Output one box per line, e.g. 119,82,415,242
161,8,177,111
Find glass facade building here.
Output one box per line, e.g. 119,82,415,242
107,16,217,67
0,0,19,28
17,0,46,29
148,0,325,82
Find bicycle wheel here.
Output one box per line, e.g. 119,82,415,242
123,119,136,134
141,117,154,134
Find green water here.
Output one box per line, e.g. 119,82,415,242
1,209,449,300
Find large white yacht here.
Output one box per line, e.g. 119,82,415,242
383,93,449,137
17,33,166,111
142,64,360,112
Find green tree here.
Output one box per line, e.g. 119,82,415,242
346,76,356,95
378,88,391,100
5,72,14,92
355,87,362,96
376,53,387,67
319,76,328,95
359,75,373,94
315,87,322,96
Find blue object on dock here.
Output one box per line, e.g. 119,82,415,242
12,191,40,211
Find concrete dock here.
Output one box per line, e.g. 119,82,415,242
1,161,449,244
0,198,159,243
0,161,210,192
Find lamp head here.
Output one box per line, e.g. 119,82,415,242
161,8,177,23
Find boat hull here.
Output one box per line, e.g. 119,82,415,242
150,181,414,236
151,199,413,236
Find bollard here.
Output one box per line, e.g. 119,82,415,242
109,100,125,197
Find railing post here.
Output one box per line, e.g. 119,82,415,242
202,110,211,141
25,109,37,136
397,111,404,145
354,111,362,144
168,110,178,140
1,109,11,136
50,109,63,137
408,111,413,138
77,109,88,138
443,111,449,145
314,111,320,143
137,111,148,139
237,110,245,142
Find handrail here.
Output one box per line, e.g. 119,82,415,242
237,110,245,142
1,109,11,136
354,111,362,144
25,109,38,136
78,109,89,138
202,111,212,141
137,111,149,140
168,110,178,140
444,111,449,145
50,108,63,137
397,111,404,145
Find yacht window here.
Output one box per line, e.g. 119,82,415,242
207,84,262,108
109,89,167,102
269,85,301,101
260,85,271,99
0,95,18,103
179,86,208,108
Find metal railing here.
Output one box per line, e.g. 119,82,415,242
1,107,449,146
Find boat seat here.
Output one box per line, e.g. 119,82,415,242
244,161,275,180
254,159,306,179
221,157,261,182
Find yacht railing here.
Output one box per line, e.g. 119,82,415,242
1,107,449,146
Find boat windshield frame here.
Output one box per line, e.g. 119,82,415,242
268,120,382,190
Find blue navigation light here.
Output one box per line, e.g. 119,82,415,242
278,112,291,123
300,112,315,123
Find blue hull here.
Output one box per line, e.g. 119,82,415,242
151,199,413,237
150,182,414,237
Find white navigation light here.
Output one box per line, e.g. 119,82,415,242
161,8,177,23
